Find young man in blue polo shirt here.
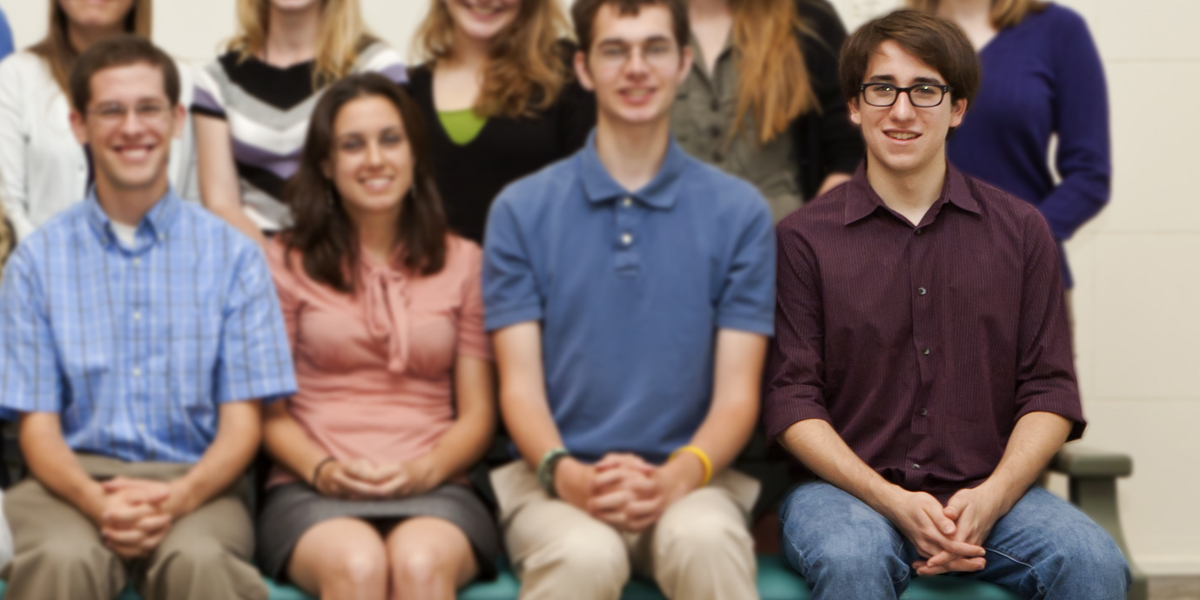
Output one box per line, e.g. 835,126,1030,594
0,37,295,600
482,0,775,598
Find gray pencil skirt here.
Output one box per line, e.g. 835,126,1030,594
256,482,502,582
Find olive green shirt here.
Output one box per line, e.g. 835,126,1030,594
671,34,803,222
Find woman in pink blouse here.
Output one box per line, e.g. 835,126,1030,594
256,73,499,598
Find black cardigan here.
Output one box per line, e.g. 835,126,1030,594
404,61,596,244
792,0,865,199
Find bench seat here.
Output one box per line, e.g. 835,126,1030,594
0,555,1020,600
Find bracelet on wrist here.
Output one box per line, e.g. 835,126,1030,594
670,445,714,487
536,447,571,499
311,456,336,487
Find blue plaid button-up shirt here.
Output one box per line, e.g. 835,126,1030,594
0,189,296,463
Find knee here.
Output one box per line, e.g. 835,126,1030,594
29,537,116,576
390,546,449,588
1044,527,1131,590
330,548,388,589
654,512,751,561
157,539,230,575
531,525,628,584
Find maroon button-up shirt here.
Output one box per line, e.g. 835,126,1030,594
764,162,1084,501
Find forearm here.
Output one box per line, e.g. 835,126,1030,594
983,411,1072,511
424,355,496,482
18,413,107,523
493,323,565,467
174,401,262,514
262,400,330,486
779,418,903,514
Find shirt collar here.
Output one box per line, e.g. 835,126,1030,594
843,161,981,226
579,129,688,210
85,187,183,249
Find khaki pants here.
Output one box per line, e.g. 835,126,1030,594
490,461,761,600
1,454,266,600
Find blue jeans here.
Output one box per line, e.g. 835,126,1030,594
780,482,1130,600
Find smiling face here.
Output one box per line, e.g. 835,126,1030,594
325,94,414,225
575,3,691,129
70,62,183,199
849,40,966,180
446,0,521,44
59,0,135,31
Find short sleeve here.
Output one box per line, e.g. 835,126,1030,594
0,247,63,414
715,192,776,336
191,61,228,120
482,195,543,331
455,240,493,361
215,240,297,404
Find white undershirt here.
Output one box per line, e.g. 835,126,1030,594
109,222,138,248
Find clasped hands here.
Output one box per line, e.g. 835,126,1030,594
886,483,1008,577
556,453,701,534
313,457,439,500
95,477,191,560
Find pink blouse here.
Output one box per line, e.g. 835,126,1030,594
265,236,492,486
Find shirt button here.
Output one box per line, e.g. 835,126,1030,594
132,257,141,266
712,151,724,162
919,408,928,416
918,287,927,296
621,233,633,246
915,228,923,236
922,348,931,356
132,367,142,377
709,125,721,138
622,197,633,208
710,98,720,111
133,311,142,321
912,463,921,470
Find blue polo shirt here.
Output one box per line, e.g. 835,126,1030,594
483,132,775,463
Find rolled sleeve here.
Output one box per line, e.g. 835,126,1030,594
716,196,776,336
1014,213,1085,440
217,243,297,405
483,197,543,332
0,249,62,414
763,223,831,442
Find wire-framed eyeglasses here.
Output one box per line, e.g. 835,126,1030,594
859,83,953,108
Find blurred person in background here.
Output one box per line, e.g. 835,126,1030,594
0,6,13,59
256,74,501,600
909,0,1109,313
0,36,295,600
0,0,199,242
405,0,595,244
193,0,407,245
484,0,774,597
675,0,863,221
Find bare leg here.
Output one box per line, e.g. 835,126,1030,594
289,518,388,600
385,517,478,600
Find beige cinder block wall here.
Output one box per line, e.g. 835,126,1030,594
3,0,1198,577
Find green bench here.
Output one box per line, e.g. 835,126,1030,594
0,555,1022,599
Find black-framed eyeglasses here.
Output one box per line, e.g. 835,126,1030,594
859,83,953,108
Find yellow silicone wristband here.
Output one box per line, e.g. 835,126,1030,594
670,445,713,487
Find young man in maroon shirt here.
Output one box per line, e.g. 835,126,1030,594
764,10,1129,600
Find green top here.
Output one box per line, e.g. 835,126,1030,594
670,33,802,223
438,108,488,146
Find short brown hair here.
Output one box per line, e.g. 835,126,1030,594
571,0,689,55
69,35,181,115
839,10,979,108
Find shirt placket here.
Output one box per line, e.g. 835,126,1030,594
905,221,937,489
613,195,642,277
128,242,152,458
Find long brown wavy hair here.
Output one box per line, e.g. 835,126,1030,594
30,0,153,95
730,0,818,144
228,0,378,89
907,0,1046,29
412,0,572,118
281,74,448,294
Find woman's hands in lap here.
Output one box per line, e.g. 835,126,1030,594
314,457,442,500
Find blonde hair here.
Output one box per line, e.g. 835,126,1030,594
31,0,153,95
731,0,817,144
228,0,377,89
412,0,571,119
907,0,1046,29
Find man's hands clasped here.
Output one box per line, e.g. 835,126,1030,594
555,452,705,533
94,477,193,560
881,482,1013,577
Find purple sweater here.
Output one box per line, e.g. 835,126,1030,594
947,3,1109,288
